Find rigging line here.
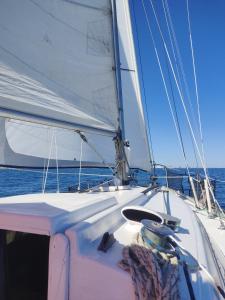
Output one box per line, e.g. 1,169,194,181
164,52,190,173
186,0,207,168
75,131,114,174
42,129,54,193
141,0,190,175
160,1,191,172
162,0,182,92
149,0,219,208
148,0,207,175
78,139,83,191
131,0,155,164
42,158,46,192
86,140,115,174
0,166,113,176
163,4,199,170
54,129,60,193
164,0,199,134
162,0,199,169
164,0,202,168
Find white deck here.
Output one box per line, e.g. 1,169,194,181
65,188,223,300
0,187,145,235
186,198,225,256
185,197,225,284
0,187,223,299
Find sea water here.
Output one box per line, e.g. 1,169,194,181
0,167,224,209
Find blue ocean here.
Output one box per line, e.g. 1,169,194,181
0,167,225,209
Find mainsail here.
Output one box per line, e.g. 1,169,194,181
0,0,118,135
0,0,152,172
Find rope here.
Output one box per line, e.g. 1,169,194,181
141,0,191,176
164,52,190,173
42,129,54,193
118,242,180,300
54,129,60,193
145,0,223,215
147,0,212,191
86,139,115,174
186,0,206,167
186,0,223,208
75,131,115,175
77,139,83,191
163,0,200,140
0,166,113,177
42,158,46,192
154,176,188,179
162,0,199,169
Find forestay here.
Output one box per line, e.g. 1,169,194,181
0,0,118,135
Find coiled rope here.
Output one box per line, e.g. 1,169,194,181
118,240,180,300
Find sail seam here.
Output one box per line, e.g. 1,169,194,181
61,0,107,11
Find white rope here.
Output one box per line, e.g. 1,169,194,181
163,0,200,136
148,0,221,211
54,129,59,193
77,139,83,191
141,0,191,177
186,1,221,208
74,131,115,175
85,139,115,174
162,0,182,93
148,0,207,177
154,175,188,179
162,0,200,168
42,129,54,193
42,158,46,192
186,0,206,166
0,166,113,177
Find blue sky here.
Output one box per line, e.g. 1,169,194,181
131,0,225,167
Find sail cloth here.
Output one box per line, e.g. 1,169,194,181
116,0,152,171
0,117,115,168
0,0,118,135
0,0,152,171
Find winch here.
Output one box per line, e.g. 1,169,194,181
141,219,175,253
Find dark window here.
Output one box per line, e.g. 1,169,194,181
0,230,49,300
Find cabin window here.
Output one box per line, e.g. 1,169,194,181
0,230,49,300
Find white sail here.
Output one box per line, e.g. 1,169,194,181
116,0,152,171
0,0,152,172
0,0,118,135
0,117,115,168
4,107,151,171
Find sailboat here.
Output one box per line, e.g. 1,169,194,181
0,0,225,299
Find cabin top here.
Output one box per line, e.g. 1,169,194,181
0,187,145,235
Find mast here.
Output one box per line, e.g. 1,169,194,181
111,0,129,184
